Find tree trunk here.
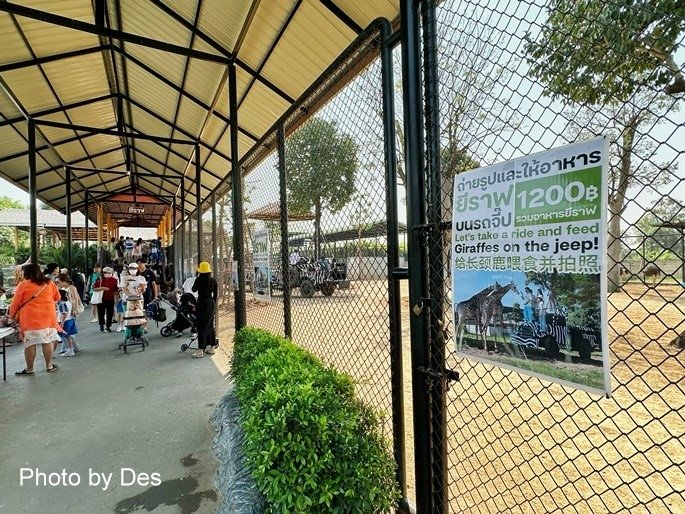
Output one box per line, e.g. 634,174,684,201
607,115,637,293
607,200,623,293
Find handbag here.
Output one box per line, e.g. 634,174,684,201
90,290,104,305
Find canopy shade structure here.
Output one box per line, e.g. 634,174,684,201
0,207,98,239
0,0,401,230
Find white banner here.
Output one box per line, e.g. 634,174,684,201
451,137,611,395
253,229,271,302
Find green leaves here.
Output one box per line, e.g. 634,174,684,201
286,117,358,215
524,0,685,104
231,328,400,513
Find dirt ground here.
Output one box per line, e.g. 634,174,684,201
212,280,685,513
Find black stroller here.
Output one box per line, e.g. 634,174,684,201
158,291,198,351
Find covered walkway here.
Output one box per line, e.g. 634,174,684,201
0,319,234,512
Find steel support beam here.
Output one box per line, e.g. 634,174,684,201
85,190,90,272
195,145,203,263
230,62,246,330
0,2,228,64
28,119,38,264
0,45,110,73
66,166,72,271
0,93,116,128
277,123,291,338
319,0,362,34
180,178,185,280
32,118,195,145
211,190,218,334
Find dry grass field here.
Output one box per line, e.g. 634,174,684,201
213,280,685,513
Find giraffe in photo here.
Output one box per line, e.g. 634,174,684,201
455,282,500,349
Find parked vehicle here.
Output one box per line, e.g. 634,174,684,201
269,257,348,298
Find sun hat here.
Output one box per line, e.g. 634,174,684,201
103,266,113,273
197,261,212,273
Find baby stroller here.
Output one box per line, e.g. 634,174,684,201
145,299,167,326
159,291,198,351
120,295,148,353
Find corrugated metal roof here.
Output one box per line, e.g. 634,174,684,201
0,207,88,228
0,0,400,229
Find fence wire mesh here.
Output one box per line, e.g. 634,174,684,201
283,53,396,439
242,153,286,337
427,1,685,512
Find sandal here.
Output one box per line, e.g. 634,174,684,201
15,369,35,376
47,364,59,372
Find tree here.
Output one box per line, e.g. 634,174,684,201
525,0,685,104
285,117,358,259
0,196,28,265
633,197,685,261
561,93,677,291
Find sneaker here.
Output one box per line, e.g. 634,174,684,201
204,347,215,355
100,326,104,332
116,326,122,333
192,351,204,358
73,343,81,353
62,350,75,357
91,318,97,323
105,327,112,333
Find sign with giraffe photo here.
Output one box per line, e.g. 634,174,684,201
451,137,611,395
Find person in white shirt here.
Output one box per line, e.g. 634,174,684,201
121,262,147,302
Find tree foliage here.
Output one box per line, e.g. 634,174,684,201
525,0,685,104
286,117,358,257
633,197,685,260
0,196,28,265
561,92,677,290
526,270,601,328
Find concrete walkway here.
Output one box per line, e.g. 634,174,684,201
0,315,230,513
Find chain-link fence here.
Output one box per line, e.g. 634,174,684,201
422,0,685,512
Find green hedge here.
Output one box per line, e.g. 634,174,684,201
231,327,399,513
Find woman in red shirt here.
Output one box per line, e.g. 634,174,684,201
93,266,119,332
8,263,62,375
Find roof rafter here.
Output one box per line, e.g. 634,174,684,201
0,93,117,128
0,44,110,73
113,46,259,142
0,1,228,64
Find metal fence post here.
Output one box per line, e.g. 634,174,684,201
421,1,448,511
379,19,409,513
277,122,292,338
401,0,433,511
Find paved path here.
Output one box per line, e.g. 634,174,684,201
0,315,228,513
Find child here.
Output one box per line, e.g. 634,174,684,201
57,288,78,357
123,296,147,340
115,293,126,332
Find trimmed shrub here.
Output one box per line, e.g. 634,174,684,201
231,327,399,513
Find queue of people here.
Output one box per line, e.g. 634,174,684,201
6,255,219,375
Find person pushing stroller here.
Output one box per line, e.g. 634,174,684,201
121,295,148,352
